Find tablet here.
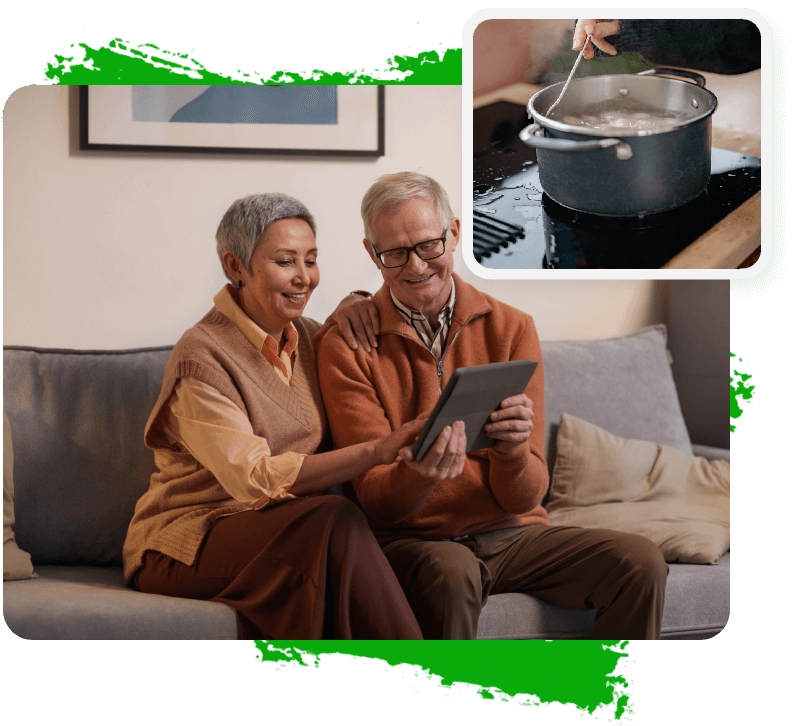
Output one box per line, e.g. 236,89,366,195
411,360,538,461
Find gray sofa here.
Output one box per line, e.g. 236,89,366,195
3,325,728,639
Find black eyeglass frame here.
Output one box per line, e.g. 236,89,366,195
373,229,449,268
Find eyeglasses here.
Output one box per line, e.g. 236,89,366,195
374,230,448,268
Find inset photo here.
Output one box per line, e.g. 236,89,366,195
469,17,761,272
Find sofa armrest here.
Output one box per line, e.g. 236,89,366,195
691,444,730,461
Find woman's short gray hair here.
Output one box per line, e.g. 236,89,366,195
216,193,317,283
361,172,454,249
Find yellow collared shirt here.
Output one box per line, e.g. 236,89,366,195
214,285,299,385
157,285,307,508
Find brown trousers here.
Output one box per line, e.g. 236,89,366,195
136,495,423,640
382,524,669,639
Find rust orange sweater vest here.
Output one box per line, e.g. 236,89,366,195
122,308,327,584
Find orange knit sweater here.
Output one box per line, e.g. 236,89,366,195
316,274,550,543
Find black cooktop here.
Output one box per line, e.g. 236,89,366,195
473,101,761,269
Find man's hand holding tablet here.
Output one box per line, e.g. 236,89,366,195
406,361,538,473
484,393,536,454
398,419,468,481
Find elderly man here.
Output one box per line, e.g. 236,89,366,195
316,172,668,639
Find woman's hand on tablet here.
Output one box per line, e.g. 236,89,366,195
373,412,431,465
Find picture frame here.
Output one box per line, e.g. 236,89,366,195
79,85,385,157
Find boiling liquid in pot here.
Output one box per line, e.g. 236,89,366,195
554,97,694,132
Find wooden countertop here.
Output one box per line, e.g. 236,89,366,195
474,83,761,270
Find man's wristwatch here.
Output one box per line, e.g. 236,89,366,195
349,290,373,298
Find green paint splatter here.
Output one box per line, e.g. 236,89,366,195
42,38,463,85
254,640,630,717
730,352,755,432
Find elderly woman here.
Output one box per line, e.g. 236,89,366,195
122,193,424,639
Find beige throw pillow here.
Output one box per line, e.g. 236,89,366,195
4,403,38,581
547,413,729,564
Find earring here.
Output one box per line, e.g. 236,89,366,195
235,279,243,289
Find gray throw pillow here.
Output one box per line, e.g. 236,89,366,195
541,325,692,475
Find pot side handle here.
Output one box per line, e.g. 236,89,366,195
637,67,707,88
519,124,633,160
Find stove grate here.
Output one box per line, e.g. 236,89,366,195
472,209,524,263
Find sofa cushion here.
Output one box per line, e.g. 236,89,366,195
547,413,729,564
5,556,727,640
3,565,237,639
658,552,730,638
4,402,37,581
541,326,693,476
477,592,595,639
3,346,173,566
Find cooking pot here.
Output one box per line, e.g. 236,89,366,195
519,68,718,216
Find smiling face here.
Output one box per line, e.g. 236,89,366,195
365,197,460,322
224,217,319,337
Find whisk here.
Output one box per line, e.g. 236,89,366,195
545,34,592,118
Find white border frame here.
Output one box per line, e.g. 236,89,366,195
462,9,769,280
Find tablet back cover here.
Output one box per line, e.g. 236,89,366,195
411,360,537,460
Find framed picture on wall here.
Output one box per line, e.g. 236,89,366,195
79,85,385,157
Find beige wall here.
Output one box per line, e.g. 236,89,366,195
473,19,571,95
4,84,661,349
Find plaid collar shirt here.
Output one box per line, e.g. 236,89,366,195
390,280,456,362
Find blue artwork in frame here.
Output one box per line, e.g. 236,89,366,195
79,85,384,156
133,86,339,125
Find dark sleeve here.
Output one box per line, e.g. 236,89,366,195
588,19,761,74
